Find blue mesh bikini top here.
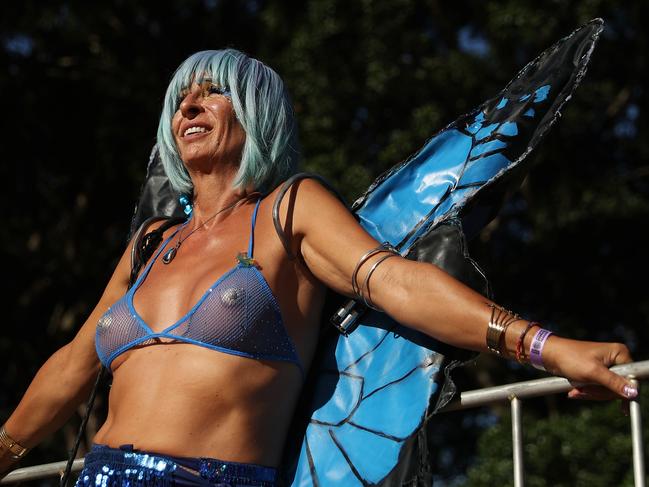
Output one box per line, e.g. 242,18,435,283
95,199,303,374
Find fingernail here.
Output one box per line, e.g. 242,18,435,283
624,385,638,399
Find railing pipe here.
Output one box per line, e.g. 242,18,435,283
0,459,83,485
629,377,646,487
510,395,525,487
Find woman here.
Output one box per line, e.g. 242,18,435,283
0,49,636,486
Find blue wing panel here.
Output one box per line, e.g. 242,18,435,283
305,425,364,487
332,424,401,484
290,316,443,486
310,373,363,426
338,320,438,397
350,364,438,439
475,122,499,141
459,153,511,186
291,442,314,487
470,139,507,158
336,321,391,372
357,129,472,245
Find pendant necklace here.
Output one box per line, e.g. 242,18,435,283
162,194,258,265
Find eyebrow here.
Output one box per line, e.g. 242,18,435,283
179,77,214,91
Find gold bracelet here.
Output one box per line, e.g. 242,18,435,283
0,425,28,460
486,304,521,356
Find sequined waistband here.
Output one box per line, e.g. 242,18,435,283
77,444,278,486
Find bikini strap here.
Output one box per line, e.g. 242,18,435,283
247,198,263,258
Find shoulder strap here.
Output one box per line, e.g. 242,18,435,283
247,198,263,258
129,215,186,288
272,173,348,261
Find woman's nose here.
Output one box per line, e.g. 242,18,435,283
179,88,204,119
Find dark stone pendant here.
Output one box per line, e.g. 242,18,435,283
162,246,177,264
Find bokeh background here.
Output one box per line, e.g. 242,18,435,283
2,1,648,485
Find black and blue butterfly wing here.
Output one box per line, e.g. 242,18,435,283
356,18,603,247
286,19,604,486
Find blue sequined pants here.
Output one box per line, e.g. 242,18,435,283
74,444,278,487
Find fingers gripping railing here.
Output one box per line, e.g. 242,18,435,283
439,360,649,487
2,361,648,485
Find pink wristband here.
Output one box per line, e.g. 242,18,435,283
529,328,553,371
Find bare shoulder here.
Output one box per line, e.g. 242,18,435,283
269,176,352,238
268,176,379,294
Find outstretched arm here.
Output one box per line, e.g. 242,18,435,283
0,241,133,474
280,179,636,401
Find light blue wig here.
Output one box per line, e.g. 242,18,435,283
156,49,299,195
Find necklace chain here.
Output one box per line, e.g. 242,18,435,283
162,193,259,265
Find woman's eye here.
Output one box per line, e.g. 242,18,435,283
207,84,227,95
175,83,230,105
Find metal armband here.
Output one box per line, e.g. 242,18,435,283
486,304,521,356
0,425,28,461
331,242,400,335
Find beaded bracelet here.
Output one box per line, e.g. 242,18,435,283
529,328,553,371
515,321,539,363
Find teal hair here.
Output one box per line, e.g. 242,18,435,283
156,49,299,195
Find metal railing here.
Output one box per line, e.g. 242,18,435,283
1,459,84,485
2,360,648,486
438,360,649,487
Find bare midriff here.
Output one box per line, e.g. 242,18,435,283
93,343,304,467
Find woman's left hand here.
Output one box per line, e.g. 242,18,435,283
542,336,637,401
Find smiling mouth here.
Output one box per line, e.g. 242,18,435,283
182,126,211,138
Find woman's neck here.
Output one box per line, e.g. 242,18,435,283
189,171,255,227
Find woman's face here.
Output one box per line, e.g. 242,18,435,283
171,78,246,171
